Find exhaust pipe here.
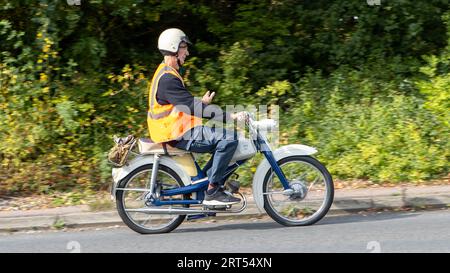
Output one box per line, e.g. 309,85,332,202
125,193,247,215
126,207,221,215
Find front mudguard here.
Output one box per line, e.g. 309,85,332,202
252,144,318,213
110,154,192,200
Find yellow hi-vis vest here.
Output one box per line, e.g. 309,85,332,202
147,63,202,143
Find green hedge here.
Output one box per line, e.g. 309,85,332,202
0,2,449,195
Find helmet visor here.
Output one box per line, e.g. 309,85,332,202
180,35,192,45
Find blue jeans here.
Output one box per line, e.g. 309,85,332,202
171,126,238,186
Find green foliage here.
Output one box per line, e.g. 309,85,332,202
256,80,293,107
281,70,449,183
52,218,66,230
416,11,450,129
417,55,450,132
188,42,257,105
0,1,449,195
0,5,148,195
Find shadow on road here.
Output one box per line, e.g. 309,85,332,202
318,211,419,226
175,211,421,234
333,196,446,215
175,220,283,234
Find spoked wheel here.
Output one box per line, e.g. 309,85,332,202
263,156,334,226
116,164,188,234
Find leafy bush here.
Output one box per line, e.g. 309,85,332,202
0,2,449,196
0,16,148,195
280,70,449,183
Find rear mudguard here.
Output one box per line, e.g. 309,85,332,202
111,154,191,200
252,144,318,213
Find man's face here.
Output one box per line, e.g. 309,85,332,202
177,42,189,65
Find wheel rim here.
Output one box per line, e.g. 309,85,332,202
264,160,329,223
121,168,185,231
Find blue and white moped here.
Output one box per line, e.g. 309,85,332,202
110,112,334,234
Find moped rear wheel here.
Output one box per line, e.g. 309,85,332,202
116,164,188,234
263,156,334,226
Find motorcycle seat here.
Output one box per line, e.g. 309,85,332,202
137,138,189,155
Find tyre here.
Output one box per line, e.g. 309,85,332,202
116,164,188,234
263,156,334,226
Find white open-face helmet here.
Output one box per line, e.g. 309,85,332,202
158,28,192,56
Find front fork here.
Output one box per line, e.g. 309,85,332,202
146,153,161,201
261,150,290,189
257,134,290,190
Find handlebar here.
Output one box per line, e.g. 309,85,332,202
243,111,277,131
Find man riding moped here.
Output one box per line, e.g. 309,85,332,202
147,28,246,206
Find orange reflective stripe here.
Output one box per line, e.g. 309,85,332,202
147,63,202,143
149,64,185,118
147,109,172,119
149,65,170,117
165,67,184,85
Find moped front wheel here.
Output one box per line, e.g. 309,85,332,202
263,156,334,226
116,164,188,234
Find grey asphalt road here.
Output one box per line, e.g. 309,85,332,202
0,209,449,253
